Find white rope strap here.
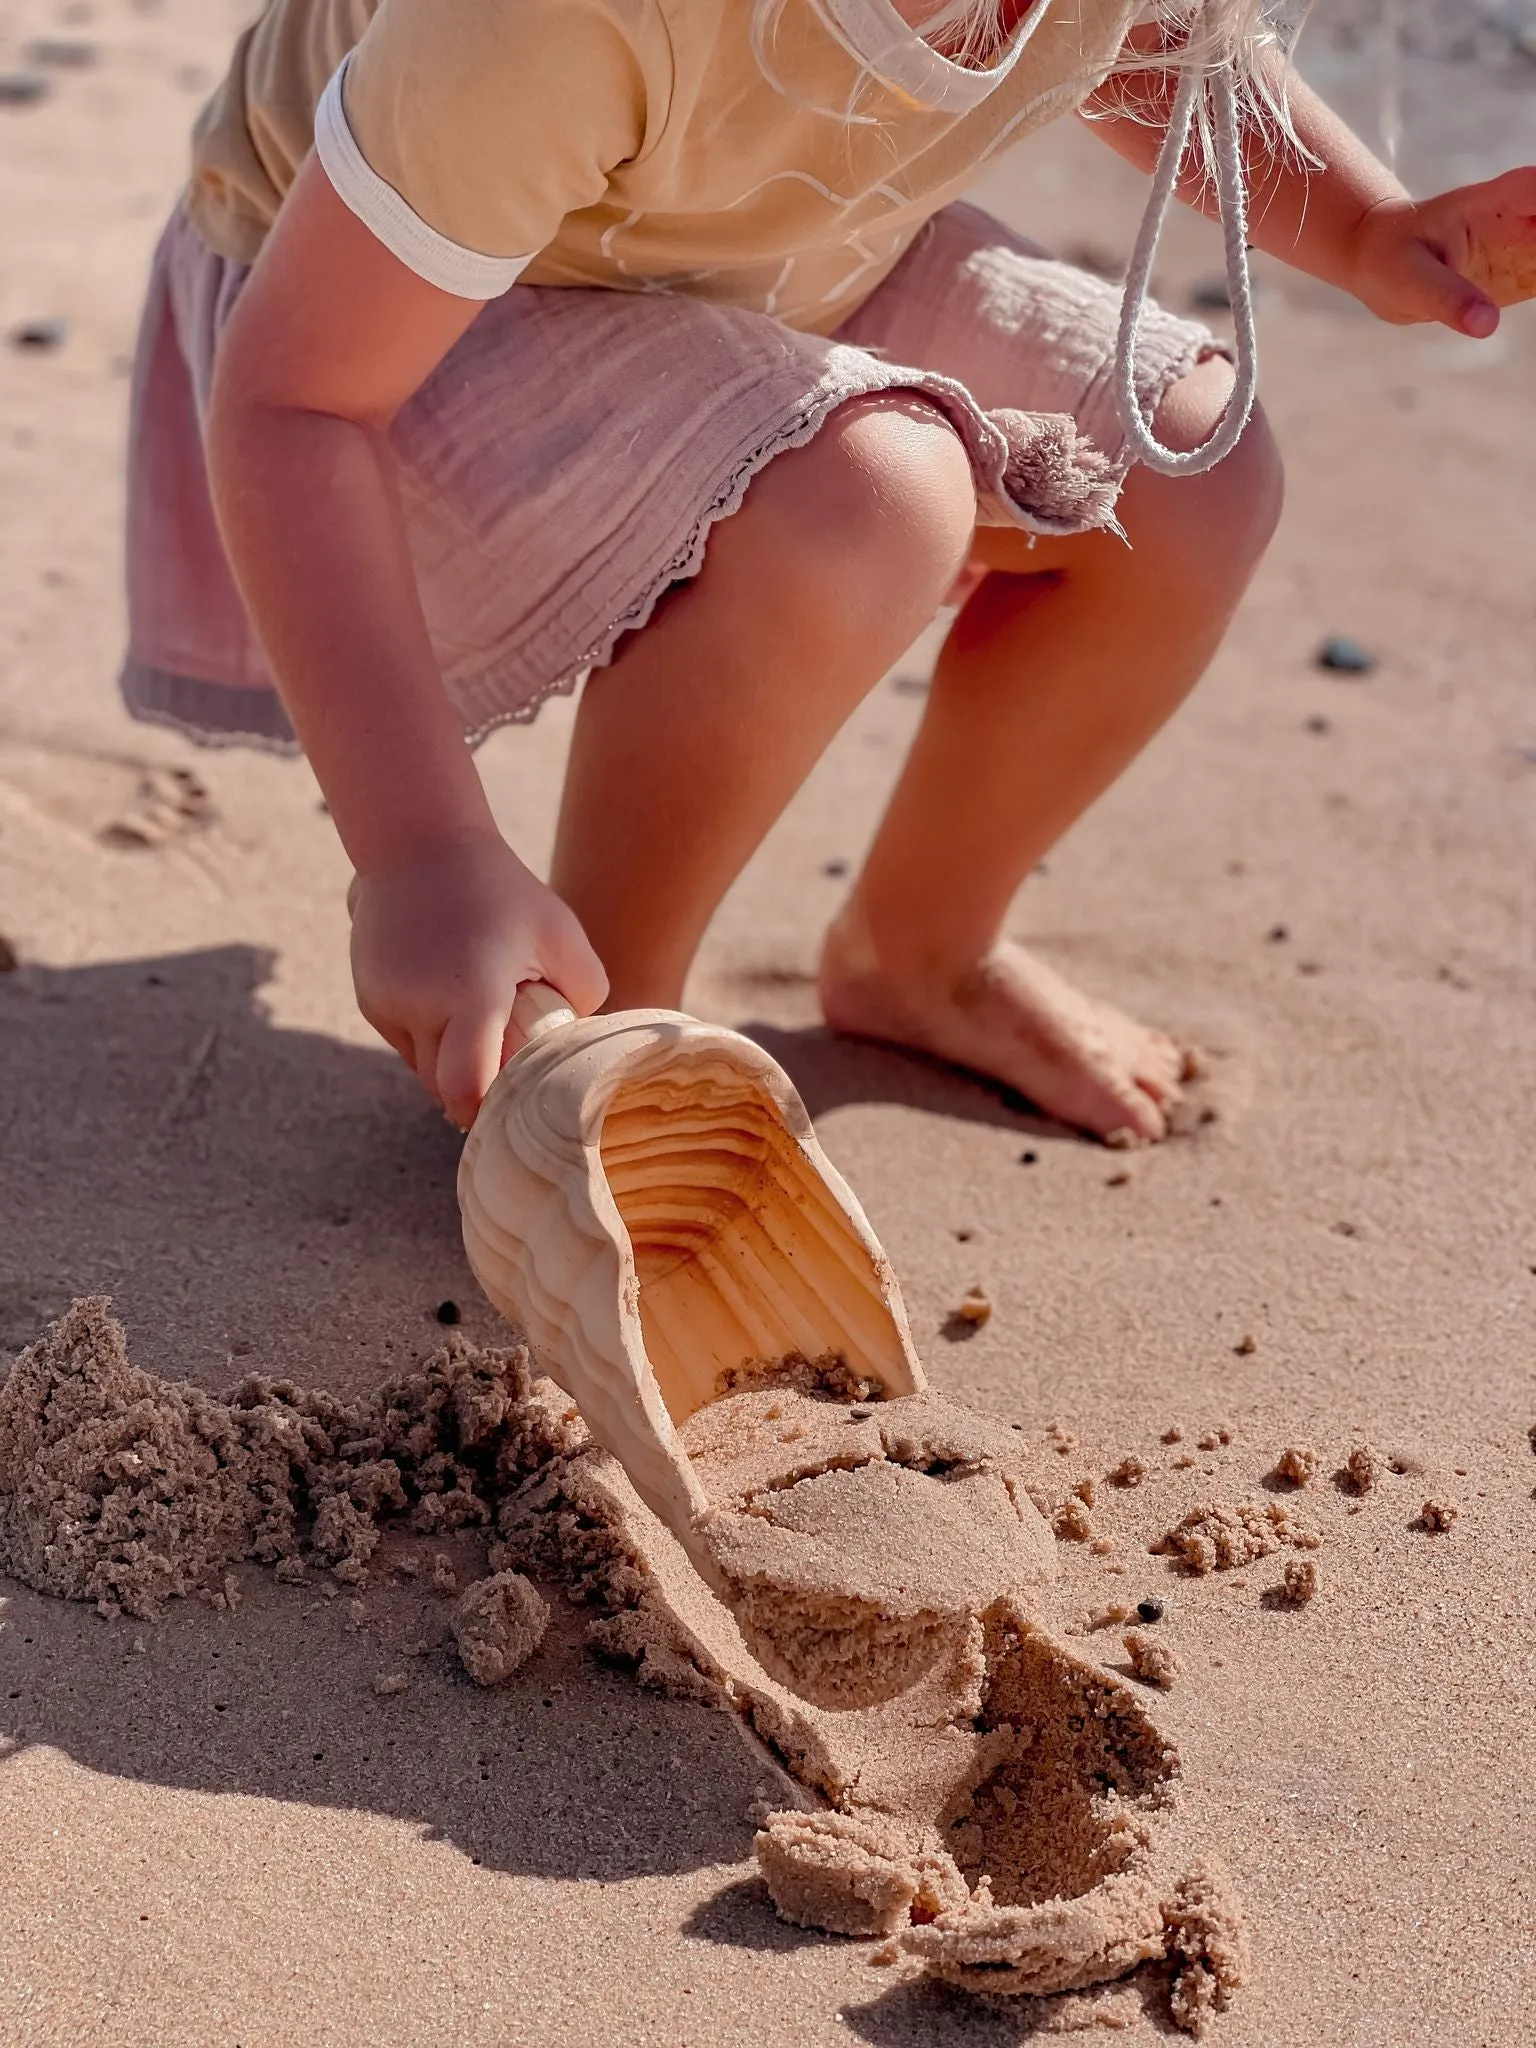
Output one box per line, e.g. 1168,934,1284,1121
1113,59,1259,476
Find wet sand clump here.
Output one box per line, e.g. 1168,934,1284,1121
0,1297,575,1618
1277,1558,1319,1605
757,1809,969,1937
1053,1496,1095,1541
452,1569,550,1684
0,1298,312,1617
1344,1443,1381,1494
1272,1443,1319,1488
1157,1497,1322,1575
1123,1630,1179,1689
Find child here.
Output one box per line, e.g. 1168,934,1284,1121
120,0,1534,1142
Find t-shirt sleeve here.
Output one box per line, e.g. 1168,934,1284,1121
314,0,661,298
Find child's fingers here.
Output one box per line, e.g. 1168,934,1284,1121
1404,240,1500,337
541,916,611,1020
1424,167,1536,310
436,1007,507,1132
364,1012,422,1076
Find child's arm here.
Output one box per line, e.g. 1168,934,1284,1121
1083,51,1536,338
206,158,608,1128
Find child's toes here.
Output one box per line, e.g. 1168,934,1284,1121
1134,1030,1186,1104
1096,1073,1169,1146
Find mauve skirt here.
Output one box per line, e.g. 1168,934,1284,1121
118,199,1218,754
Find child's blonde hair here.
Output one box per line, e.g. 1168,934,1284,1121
751,0,1310,154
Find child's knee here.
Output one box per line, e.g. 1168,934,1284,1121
751,393,977,630
1145,358,1285,577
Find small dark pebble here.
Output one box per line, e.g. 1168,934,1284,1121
1304,715,1332,735
1019,1150,1039,1166
0,71,52,105
1136,1598,1165,1624
820,858,849,878
1266,924,1289,944
25,37,99,67
1316,635,1377,675
10,318,68,351
434,1300,461,1326
954,1228,974,1242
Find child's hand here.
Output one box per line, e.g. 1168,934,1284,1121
348,836,608,1130
1347,166,1536,338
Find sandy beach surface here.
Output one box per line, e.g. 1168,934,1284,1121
3,0,1534,2041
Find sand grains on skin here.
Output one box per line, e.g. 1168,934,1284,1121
817,921,1190,1144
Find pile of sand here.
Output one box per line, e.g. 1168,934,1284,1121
0,1297,575,1621
0,1302,1245,2032
686,1381,1056,1709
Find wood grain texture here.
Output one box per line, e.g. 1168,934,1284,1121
458,1007,925,1573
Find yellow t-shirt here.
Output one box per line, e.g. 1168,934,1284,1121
190,0,1138,335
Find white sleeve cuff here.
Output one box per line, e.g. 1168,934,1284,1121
313,57,534,300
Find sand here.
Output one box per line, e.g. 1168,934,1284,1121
0,1300,575,1615
0,1302,1247,2028
4,0,1536,2040
1155,1498,1323,1576
452,1571,551,1685
687,1379,1055,1709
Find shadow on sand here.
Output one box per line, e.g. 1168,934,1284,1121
739,1018,1069,1143
0,943,776,1892
0,944,1067,1924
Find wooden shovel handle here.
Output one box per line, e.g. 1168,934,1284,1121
511,980,578,1044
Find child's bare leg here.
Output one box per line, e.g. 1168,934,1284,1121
819,356,1284,1141
549,394,977,1003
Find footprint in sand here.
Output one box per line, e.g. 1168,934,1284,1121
99,764,216,848
0,739,216,849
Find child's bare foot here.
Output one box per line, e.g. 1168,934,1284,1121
818,912,1187,1144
